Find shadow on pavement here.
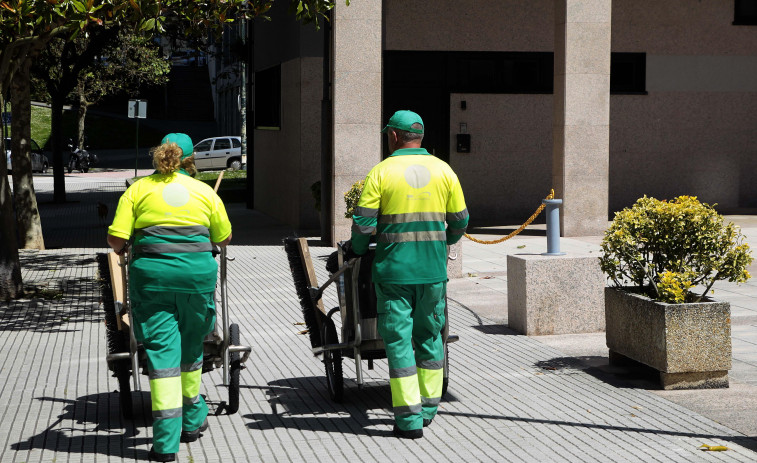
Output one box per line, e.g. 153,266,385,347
10,394,152,461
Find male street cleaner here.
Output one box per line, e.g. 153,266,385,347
350,110,469,439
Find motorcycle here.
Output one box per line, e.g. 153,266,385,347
67,138,97,173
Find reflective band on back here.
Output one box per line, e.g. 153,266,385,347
181,361,204,372
134,242,212,254
136,225,210,237
390,365,417,379
354,206,379,218
352,223,375,235
417,359,444,370
149,367,181,380
378,231,446,243
393,404,422,416
379,212,445,224
153,408,182,420
446,209,469,222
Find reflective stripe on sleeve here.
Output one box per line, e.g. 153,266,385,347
446,209,469,222
354,206,379,218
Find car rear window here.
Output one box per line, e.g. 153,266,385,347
232,138,241,148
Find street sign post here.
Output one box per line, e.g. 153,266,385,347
128,100,147,177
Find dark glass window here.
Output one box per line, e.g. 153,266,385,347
195,140,212,152
734,0,757,25
214,138,231,150
447,52,553,94
231,138,241,148
610,53,646,94
255,65,281,129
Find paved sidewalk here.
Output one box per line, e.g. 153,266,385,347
1,173,757,462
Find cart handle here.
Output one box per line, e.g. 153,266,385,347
308,257,359,303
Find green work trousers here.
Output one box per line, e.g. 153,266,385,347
131,288,216,454
375,282,446,431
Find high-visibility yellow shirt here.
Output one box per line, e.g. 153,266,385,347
109,171,232,293
351,148,469,284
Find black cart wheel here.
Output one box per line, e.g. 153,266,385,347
441,344,449,397
322,315,343,402
67,158,74,173
115,363,134,418
227,323,241,414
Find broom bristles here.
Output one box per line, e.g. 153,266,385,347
283,237,323,348
96,253,130,366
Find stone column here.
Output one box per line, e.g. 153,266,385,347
553,0,611,236
330,2,383,245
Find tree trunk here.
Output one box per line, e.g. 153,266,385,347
51,95,67,203
0,94,23,300
10,59,45,250
77,82,87,149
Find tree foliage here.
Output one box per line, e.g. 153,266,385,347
0,0,349,300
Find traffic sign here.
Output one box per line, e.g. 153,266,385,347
128,100,147,119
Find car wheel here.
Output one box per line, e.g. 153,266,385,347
227,159,242,171
42,162,49,174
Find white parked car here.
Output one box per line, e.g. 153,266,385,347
192,136,245,171
5,137,49,173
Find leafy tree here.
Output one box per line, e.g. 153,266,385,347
0,0,347,300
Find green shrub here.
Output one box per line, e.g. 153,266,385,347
344,179,364,218
599,195,753,303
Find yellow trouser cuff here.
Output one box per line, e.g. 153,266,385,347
390,375,421,408
181,370,202,398
150,376,183,411
417,367,443,399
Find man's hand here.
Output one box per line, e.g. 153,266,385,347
107,234,129,255
342,240,362,261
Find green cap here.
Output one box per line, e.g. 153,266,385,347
381,110,424,134
161,133,194,159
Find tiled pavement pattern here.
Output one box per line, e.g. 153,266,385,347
1,174,756,462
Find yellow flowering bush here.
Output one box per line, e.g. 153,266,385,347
343,179,365,218
600,195,753,303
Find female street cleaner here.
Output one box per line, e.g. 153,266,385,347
106,133,232,462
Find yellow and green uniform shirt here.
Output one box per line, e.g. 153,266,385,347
351,148,469,284
108,171,232,293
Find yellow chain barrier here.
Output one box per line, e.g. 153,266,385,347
464,189,555,244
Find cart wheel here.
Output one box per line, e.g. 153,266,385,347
322,316,343,402
442,344,449,397
227,323,241,415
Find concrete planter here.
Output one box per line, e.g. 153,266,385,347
605,287,731,390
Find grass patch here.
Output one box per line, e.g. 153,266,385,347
29,104,164,150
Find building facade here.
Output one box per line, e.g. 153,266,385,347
244,0,757,244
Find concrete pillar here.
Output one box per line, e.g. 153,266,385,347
553,0,611,236
330,2,383,245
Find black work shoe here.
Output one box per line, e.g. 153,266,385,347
180,418,209,443
148,447,176,462
393,425,423,439
423,418,433,428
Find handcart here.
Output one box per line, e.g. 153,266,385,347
289,238,458,402
97,247,252,417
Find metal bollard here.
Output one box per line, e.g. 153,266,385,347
542,199,566,256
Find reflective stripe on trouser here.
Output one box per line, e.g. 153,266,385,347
131,289,216,454
375,282,446,431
